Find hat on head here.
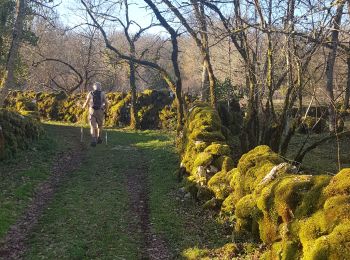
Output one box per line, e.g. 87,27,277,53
93,82,102,91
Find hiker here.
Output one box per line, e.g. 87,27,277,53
83,82,108,147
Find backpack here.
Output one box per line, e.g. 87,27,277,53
91,90,102,110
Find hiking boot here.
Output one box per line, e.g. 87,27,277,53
97,137,103,144
91,138,97,147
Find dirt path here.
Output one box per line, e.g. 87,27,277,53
125,148,171,259
0,138,85,259
0,126,173,259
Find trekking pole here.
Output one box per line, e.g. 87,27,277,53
80,125,84,143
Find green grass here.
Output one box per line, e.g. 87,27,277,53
135,134,230,258
21,126,230,259
25,135,140,259
287,132,350,174
3,122,348,259
0,124,75,239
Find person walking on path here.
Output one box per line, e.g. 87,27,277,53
83,82,108,147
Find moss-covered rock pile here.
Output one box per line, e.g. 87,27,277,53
136,90,173,129
179,103,237,204
0,109,43,160
4,90,174,129
180,103,350,259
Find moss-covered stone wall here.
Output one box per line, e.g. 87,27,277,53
4,90,174,129
180,102,350,259
0,109,43,160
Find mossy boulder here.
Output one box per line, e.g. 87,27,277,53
232,145,284,202
0,109,43,160
136,90,173,129
204,143,231,156
208,171,233,200
183,243,239,260
159,100,177,130
214,155,235,172
234,194,260,240
193,152,214,168
323,168,350,196
303,221,350,260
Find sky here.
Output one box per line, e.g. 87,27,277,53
56,0,165,34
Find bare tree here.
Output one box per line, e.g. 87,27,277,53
161,0,217,107
80,0,184,131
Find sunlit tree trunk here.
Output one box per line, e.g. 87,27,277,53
191,0,216,107
200,55,209,101
129,43,139,130
326,1,345,132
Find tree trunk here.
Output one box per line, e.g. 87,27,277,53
0,0,26,106
191,0,216,107
200,56,209,101
129,56,139,130
344,49,350,110
326,1,344,133
205,54,216,108
144,0,184,131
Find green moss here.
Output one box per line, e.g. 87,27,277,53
159,101,177,130
324,168,350,196
295,175,331,218
304,221,350,260
238,146,283,175
258,215,279,244
204,143,231,156
193,141,210,153
214,156,235,172
262,240,300,260
183,247,210,260
235,195,257,219
273,175,313,222
221,193,236,215
207,171,233,200
212,243,238,259
182,243,238,260
189,130,225,142
299,210,328,255
0,109,43,160
234,194,261,240
193,152,214,168
202,197,220,210
323,195,350,227
232,146,284,202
